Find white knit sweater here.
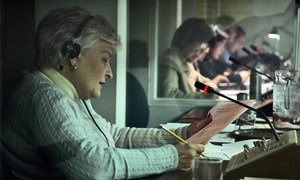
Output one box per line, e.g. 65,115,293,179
1,69,188,179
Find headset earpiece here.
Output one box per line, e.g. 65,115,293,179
60,15,93,62
61,40,81,59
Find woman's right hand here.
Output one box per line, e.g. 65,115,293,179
173,142,205,171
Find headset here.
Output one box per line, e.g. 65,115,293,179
60,15,110,147
60,15,94,64
82,100,110,147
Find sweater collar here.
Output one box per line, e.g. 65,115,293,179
40,68,79,100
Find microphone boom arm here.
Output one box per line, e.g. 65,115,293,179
229,57,273,81
212,90,280,141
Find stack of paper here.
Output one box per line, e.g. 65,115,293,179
204,139,259,160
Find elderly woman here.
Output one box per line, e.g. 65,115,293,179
158,18,228,98
1,6,212,179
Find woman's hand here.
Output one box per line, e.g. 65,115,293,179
174,142,205,171
186,116,212,138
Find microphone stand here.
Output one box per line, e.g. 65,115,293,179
229,57,273,81
211,90,280,141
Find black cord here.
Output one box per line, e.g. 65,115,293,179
82,100,110,147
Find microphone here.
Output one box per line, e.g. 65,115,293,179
242,47,252,56
228,56,273,81
250,45,263,52
249,45,263,59
194,81,280,141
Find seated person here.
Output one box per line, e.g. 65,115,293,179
198,34,243,86
218,25,250,85
158,18,228,98
1,6,212,179
221,24,246,65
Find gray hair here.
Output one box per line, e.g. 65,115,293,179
35,6,120,69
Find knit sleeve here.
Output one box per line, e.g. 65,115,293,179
31,88,178,179
109,125,188,149
85,100,188,148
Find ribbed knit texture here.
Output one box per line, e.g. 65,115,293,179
1,70,188,179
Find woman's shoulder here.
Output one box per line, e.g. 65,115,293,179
14,70,67,102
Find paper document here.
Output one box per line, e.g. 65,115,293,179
187,100,256,144
204,143,230,160
160,122,190,129
221,139,258,158
210,133,235,143
204,139,259,160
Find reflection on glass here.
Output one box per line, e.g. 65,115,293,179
154,0,296,101
157,18,218,99
273,69,300,129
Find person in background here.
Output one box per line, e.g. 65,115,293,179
198,34,244,86
221,24,247,65
216,15,237,65
220,24,250,83
1,6,212,179
158,18,228,98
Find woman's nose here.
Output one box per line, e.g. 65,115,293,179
106,65,113,79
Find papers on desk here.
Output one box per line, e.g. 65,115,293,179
210,133,235,143
187,100,256,144
204,139,259,161
239,123,270,130
160,122,190,130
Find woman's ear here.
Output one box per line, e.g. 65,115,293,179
69,57,81,71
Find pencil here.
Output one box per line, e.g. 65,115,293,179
161,126,209,159
161,126,188,144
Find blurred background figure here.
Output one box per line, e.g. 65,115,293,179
158,18,228,98
197,34,243,86
222,25,247,67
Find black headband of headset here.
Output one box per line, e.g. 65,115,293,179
72,15,94,40
59,15,94,70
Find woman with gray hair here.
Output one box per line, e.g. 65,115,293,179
1,6,211,179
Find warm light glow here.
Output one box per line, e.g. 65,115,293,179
268,26,280,40
268,33,280,40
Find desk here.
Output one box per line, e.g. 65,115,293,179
139,161,229,180
139,170,191,180
159,106,300,180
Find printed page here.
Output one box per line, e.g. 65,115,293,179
204,139,259,160
187,100,256,144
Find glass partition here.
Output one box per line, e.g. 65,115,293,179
149,0,296,106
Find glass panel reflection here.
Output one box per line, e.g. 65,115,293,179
155,0,296,101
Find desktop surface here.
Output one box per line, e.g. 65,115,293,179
139,161,229,180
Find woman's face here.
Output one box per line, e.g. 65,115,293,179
70,42,113,100
184,43,209,63
210,40,226,59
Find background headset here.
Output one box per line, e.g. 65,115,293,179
60,15,110,147
60,15,94,70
